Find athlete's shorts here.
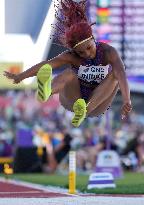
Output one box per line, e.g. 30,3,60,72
79,78,101,101
80,83,95,102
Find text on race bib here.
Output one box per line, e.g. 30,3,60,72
78,65,109,83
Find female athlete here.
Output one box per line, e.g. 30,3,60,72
4,0,132,127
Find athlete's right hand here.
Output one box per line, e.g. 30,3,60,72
3,71,21,84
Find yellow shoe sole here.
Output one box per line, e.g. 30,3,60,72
36,64,52,102
72,99,87,127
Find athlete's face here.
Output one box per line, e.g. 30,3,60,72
74,38,96,59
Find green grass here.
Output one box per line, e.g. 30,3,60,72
1,172,144,194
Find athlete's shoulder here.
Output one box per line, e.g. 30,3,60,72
99,43,120,62
98,42,112,51
102,43,118,54
107,45,121,62
96,42,113,56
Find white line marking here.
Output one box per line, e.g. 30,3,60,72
0,177,74,196
0,197,144,205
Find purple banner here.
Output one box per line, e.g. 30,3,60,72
89,180,114,185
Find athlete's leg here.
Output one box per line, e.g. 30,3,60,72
86,71,118,116
88,84,119,117
37,65,85,126
59,71,119,127
58,69,82,111
56,70,87,127
68,71,118,126
37,65,81,102
51,68,80,96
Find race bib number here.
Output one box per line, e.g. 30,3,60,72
78,65,109,83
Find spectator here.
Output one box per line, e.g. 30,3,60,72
43,126,72,173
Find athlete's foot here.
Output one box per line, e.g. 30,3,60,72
36,64,52,102
71,98,87,127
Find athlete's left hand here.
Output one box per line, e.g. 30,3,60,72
121,101,132,120
3,71,21,84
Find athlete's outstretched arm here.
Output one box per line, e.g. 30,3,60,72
109,46,132,119
4,51,73,84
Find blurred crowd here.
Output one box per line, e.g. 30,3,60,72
0,90,144,173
